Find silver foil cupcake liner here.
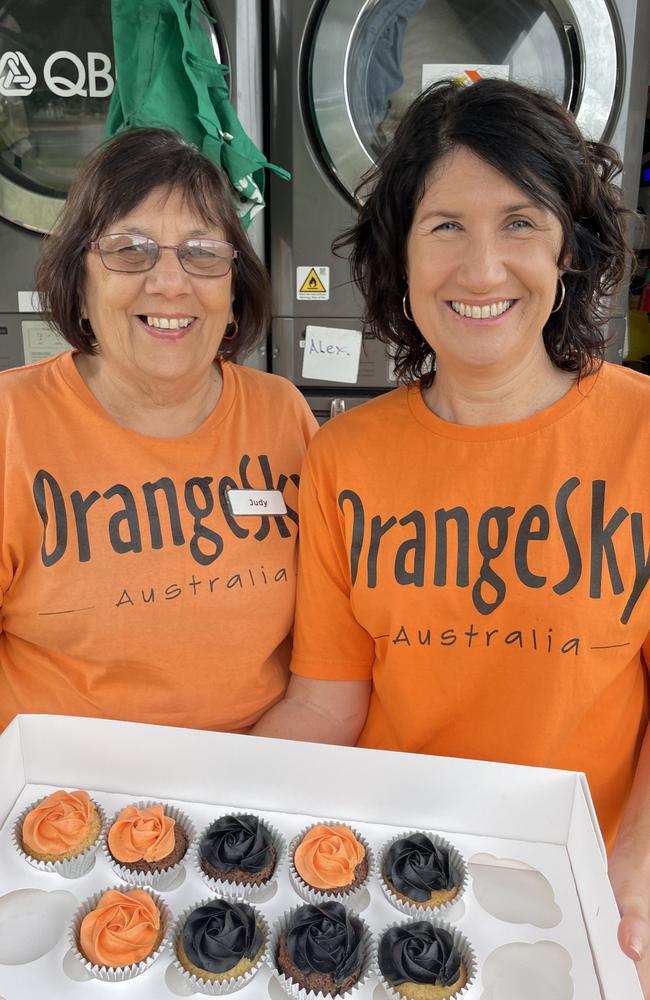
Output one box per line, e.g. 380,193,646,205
377,916,477,1000
170,896,269,996
195,812,285,901
288,820,374,908
103,800,195,890
69,884,172,982
270,904,373,1000
379,830,469,918
13,794,106,878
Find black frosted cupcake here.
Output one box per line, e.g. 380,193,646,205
381,833,466,914
378,921,474,999
175,897,267,988
275,901,367,997
198,814,278,895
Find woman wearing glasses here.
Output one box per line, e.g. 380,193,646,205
0,127,317,734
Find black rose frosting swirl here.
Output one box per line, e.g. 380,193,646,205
384,833,455,902
201,814,274,876
182,900,263,973
286,902,363,986
379,922,462,987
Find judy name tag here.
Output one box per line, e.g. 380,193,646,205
226,489,287,516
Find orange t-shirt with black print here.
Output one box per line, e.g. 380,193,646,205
0,352,317,733
292,363,650,846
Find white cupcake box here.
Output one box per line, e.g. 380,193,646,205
0,713,642,999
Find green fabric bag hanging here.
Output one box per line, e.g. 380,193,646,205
105,0,289,228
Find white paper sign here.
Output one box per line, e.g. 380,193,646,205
302,325,362,384
226,490,287,516
422,64,510,90
18,290,44,313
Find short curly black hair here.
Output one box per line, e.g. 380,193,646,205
36,127,270,363
334,78,635,386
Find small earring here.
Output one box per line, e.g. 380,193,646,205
402,291,414,323
550,276,566,314
223,318,238,341
78,316,94,338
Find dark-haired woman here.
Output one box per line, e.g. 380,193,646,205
0,127,317,735
253,79,650,988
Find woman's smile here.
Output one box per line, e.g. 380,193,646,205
448,298,517,322
136,314,198,340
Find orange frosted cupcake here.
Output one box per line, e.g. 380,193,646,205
16,789,104,876
290,822,372,905
72,886,171,981
105,801,193,890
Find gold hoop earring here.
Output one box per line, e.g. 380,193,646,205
550,276,566,314
223,318,239,341
402,292,414,323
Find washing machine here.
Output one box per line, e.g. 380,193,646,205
268,0,650,417
0,0,265,372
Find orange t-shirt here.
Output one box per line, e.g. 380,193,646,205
292,363,650,846
0,352,317,733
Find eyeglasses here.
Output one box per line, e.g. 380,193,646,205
88,234,239,277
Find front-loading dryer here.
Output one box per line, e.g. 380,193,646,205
268,0,650,411
0,0,265,372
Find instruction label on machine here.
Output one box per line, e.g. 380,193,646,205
296,266,329,300
21,320,66,365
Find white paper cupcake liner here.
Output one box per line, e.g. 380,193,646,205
103,800,195,890
377,916,477,1000
288,821,374,908
69,884,172,982
379,830,469,918
271,904,373,1000
195,812,285,901
13,795,106,879
170,896,269,996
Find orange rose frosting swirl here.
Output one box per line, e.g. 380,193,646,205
294,825,365,890
107,805,175,863
80,888,161,967
23,790,94,854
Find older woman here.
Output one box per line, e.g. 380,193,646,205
0,127,317,734
253,80,650,987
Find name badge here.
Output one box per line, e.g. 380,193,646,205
227,489,287,516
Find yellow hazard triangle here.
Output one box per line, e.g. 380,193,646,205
299,268,326,293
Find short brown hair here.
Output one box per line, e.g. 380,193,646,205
37,127,270,362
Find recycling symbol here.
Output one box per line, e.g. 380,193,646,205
0,51,37,96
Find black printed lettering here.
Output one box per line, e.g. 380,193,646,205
33,469,67,567
589,480,627,598
514,504,549,588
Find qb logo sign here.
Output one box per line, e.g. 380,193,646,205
0,51,36,96
0,50,113,98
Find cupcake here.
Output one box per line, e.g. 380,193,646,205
17,789,103,876
381,833,465,913
72,886,170,981
175,897,267,990
378,921,473,1000
106,802,192,888
290,823,370,902
199,813,277,888
275,901,366,997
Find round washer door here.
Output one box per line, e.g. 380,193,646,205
307,0,621,203
0,0,228,234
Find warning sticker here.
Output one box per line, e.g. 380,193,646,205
297,266,329,301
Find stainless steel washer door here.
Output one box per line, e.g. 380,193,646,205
0,0,229,234
308,0,621,203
